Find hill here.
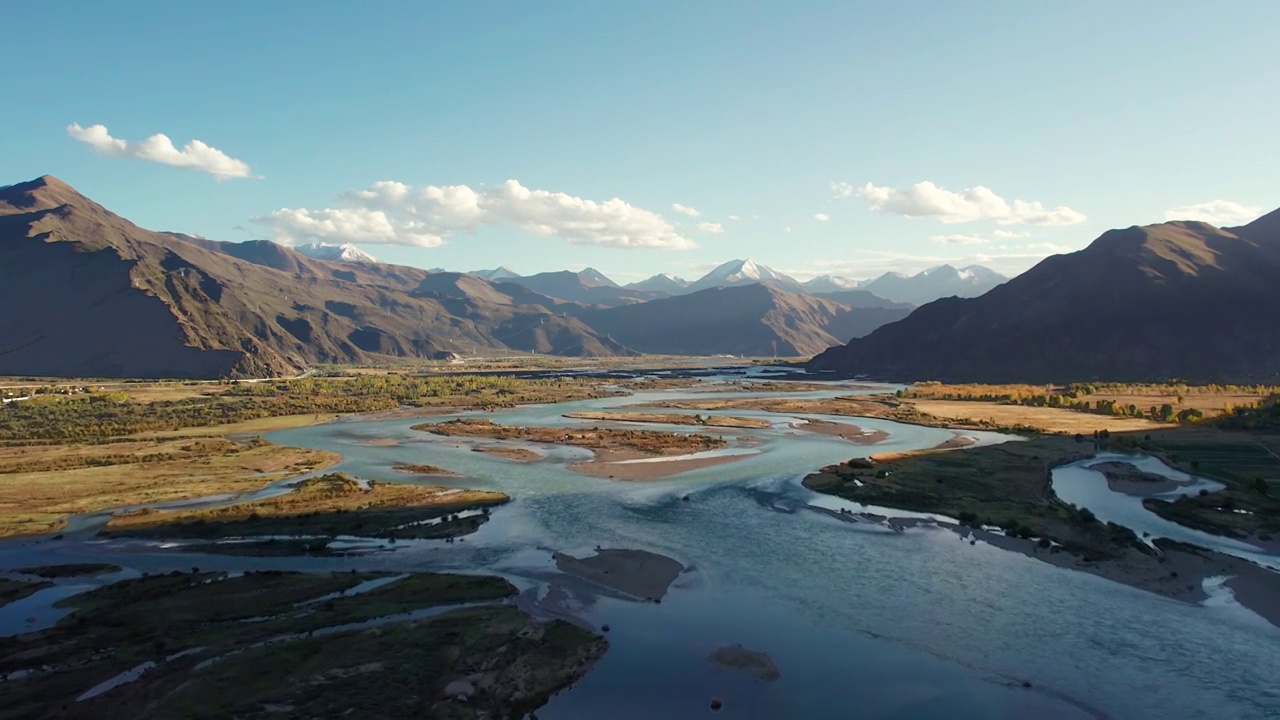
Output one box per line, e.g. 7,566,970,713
0,176,628,378
810,214,1280,382
583,283,911,357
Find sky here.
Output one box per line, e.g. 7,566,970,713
3,1,1278,283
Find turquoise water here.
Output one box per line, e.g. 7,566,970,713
2,379,1277,718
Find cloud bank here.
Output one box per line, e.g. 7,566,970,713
67,123,253,180
255,179,694,249
839,180,1086,226
1164,200,1262,226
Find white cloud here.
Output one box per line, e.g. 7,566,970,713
931,234,990,245
255,179,694,249
813,213,830,222
672,203,701,217
727,215,741,221
67,123,253,180
1164,200,1262,226
831,181,856,199
783,226,793,233
844,180,1086,225
993,229,1030,239
696,222,724,234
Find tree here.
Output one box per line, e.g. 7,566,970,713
1256,478,1271,496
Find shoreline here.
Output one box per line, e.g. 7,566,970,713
802,434,1280,629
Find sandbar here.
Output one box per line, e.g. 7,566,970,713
709,644,781,681
563,410,769,429
392,463,460,476
1087,461,1192,497
570,449,754,481
471,445,543,463
791,418,889,445
553,548,684,601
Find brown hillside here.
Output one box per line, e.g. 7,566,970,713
810,213,1280,382
0,176,626,378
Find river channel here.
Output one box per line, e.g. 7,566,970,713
1,374,1277,719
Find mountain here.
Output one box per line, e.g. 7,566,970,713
0,176,629,378
583,283,911,357
502,269,659,306
810,214,1280,382
687,259,804,293
293,242,379,263
625,273,690,294
811,289,913,310
470,266,520,280
802,275,860,294
859,265,1006,305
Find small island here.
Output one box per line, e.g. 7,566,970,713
414,419,741,480
102,472,509,545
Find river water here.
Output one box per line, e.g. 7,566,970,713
2,376,1278,719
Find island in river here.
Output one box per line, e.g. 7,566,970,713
413,418,753,480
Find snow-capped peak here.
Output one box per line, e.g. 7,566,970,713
294,242,379,263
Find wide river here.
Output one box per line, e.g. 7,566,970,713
2,373,1278,719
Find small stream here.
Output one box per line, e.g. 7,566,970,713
1052,453,1279,570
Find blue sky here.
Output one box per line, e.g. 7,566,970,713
4,1,1277,282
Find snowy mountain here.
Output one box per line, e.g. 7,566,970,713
625,273,691,294
687,259,802,292
293,242,379,263
470,266,521,280
860,264,1006,305
802,274,860,294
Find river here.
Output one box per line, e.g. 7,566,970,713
2,375,1278,719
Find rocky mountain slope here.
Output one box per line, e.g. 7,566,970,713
810,213,1280,382
584,282,911,357
0,176,628,378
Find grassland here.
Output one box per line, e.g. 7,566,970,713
0,436,338,537
0,373,614,538
905,399,1167,433
101,473,509,543
0,569,605,719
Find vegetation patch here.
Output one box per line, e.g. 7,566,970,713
0,577,53,605
101,473,508,541
415,418,728,457
12,564,121,579
0,569,604,719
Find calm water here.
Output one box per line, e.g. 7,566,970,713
2,378,1278,719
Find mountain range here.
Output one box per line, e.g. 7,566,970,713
0,176,915,378
811,211,1280,382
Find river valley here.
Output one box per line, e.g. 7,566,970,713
2,372,1278,719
